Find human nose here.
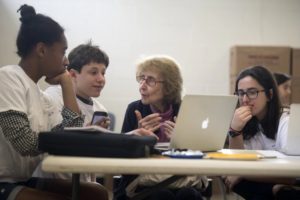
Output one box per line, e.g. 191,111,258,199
63,56,69,67
96,73,105,82
139,78,147,86
241,93,250,104
139,79,147,89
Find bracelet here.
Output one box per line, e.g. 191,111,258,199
228,130,242,138
229,127,242,133
228,127,243,138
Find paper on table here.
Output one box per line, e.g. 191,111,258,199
64,125,116,134
155,142,170,151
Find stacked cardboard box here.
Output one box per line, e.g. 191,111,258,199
230,46,299,103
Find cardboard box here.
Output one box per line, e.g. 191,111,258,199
229,46,299,102
230,74,237,94
292,48,300,76
230,46,291,75
291,76,300,103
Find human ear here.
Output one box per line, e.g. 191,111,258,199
35,42,47,58
69,69,78,78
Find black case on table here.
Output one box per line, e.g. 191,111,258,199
38,131,157,158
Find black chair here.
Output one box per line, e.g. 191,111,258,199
107,112,116,131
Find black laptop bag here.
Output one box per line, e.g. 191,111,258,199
38,131,157,158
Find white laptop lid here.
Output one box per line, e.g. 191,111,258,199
170,94,238,152
281,104,300,156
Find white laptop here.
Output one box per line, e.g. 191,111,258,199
169,94,238,152
281,104,300,156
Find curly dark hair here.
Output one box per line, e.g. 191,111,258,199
16,4,64,58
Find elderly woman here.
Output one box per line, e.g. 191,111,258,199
114,56,207,200
122,55,182,142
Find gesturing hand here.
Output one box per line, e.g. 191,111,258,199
135,110,162,132
161,120,176,140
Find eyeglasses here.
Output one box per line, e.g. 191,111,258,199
136,75,164,87
234,88,265,100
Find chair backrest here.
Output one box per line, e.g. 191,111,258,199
108,112,116,131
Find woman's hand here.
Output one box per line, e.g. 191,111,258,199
230,106,252,131
162,120,176,140
135,110,162,132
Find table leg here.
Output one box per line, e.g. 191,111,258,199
72,173,80,200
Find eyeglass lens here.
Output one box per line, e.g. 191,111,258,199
236,88,263,99
136,75,157,86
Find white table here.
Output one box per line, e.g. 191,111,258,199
42,153,300,200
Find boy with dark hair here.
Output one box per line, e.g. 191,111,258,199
45,41,110,127
34,42,110,182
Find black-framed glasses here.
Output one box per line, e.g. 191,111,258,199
136,75,164,87
234,88,265,100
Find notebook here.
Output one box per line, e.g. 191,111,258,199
169,94,238,152
281,104,300,156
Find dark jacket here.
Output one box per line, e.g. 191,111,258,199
114,100,180,200
121,100,180,133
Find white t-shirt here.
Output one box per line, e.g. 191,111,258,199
44,85,107,125
33,85,107,182
0,65,59,182
244,113,289,151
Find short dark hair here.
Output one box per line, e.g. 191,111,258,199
273,72,291,85
235,66,281,140
16,4,64,58
67,41,109,72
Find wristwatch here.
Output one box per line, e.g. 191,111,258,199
228,130,242,138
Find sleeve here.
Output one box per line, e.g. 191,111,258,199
51,106,84,131
275,113,290,151
121,102,139,133
0,70,27,113
0,110,40,156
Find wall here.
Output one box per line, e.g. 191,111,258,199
1,0,300,131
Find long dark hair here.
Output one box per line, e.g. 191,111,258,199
273,72,291,85
235,66,282,140
16,4,64,58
